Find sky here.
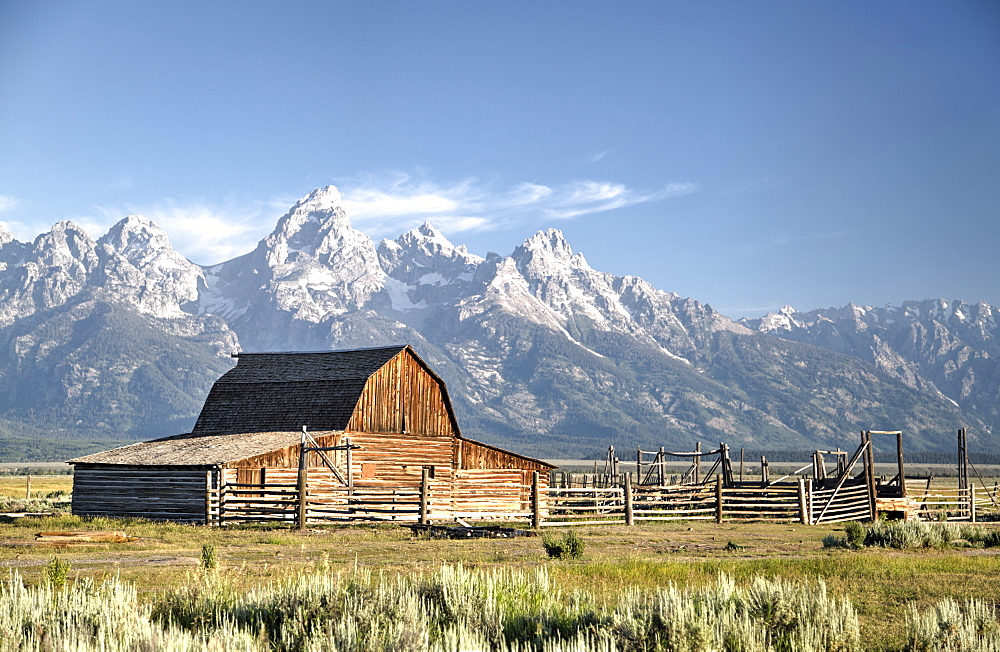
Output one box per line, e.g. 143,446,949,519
0,1,997,319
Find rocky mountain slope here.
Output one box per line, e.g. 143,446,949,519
0,187,993,458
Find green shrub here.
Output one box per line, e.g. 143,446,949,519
542,530,586,559
200,543,218,570
45,556,70,588
864,521,954,549
844,521,866,549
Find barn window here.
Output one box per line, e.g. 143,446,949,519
423,465,436,479
361,463,376,479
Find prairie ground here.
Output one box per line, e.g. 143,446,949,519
1,474,998,650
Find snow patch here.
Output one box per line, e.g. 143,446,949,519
383,277,426,311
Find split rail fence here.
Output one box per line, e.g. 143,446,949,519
209,474,999,528
542,477,868,527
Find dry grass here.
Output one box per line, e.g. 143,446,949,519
1,481,999,650
0,474,72,499
0,515,997,649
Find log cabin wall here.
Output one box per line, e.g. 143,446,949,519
347,351,456,437
73,465,210,523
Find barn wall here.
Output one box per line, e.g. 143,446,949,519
228,432,342,469
72,465,210,523
458,439,552,471
347,351,456,437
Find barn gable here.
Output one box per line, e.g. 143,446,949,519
191,345,458,437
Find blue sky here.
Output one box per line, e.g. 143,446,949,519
1,1,997,318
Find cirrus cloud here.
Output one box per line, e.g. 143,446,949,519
7,171,698,266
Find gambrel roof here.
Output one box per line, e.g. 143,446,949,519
69,345,553,471
191,345,422,436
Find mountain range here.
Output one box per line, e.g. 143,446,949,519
0,186,995,460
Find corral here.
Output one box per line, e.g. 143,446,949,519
545,428,999,527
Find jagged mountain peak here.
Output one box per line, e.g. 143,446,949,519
268,186,349,246
262,185,376,269
293,185,344,214
519,228,573,254
399,221,454,250
99,214,173,257
31,221,98,266
513,228,590,276
0,223,15,247
37,220,93,241
392,221,484,263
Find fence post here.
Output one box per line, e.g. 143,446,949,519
625,473,634,526
297,462,308,531
970,485,977,523
531,471,541,529
420,467,430,525
715,474,723,523
205,469,212,526
797,478,809,525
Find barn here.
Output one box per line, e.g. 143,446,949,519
69,345,554,525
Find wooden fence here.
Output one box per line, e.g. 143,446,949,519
212,474,998,528
904,481,1000,522
214,474,533,525
808,483,873,524
542,477,860,527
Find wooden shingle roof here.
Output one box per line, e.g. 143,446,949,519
191,346,407,436
68,431,315,466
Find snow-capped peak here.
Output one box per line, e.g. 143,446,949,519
294,185,344,214
32,221,98,266
263,185,361,265
99,214,173,258
757,305,799,332
513,228,590,274
399,221,454,250
0,223,14,247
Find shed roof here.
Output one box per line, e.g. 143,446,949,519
68,430,324,466
191,345,408,436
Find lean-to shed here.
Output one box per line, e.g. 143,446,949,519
69,346,554,524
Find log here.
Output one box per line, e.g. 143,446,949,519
36,531,132,543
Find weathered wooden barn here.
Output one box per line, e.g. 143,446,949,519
69,346,553,525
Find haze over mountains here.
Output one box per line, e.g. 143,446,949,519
0,186,995,459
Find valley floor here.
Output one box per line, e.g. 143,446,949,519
0,475,999,650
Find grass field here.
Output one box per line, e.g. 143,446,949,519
0,474,72,499
0,475,998,649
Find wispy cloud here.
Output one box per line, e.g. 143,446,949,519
3,171,698,265
587,150,611,163
75,197,275,265
338,171,698,237
0,195,20,212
